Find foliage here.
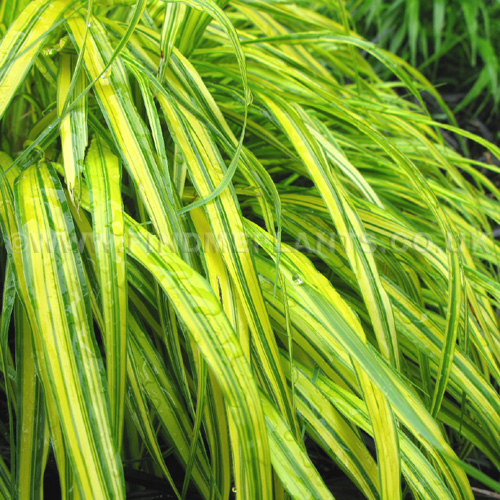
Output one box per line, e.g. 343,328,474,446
348,0,500,117
0,1,500,499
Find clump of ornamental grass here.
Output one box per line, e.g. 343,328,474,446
348,0,500,119
1,1,500,499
